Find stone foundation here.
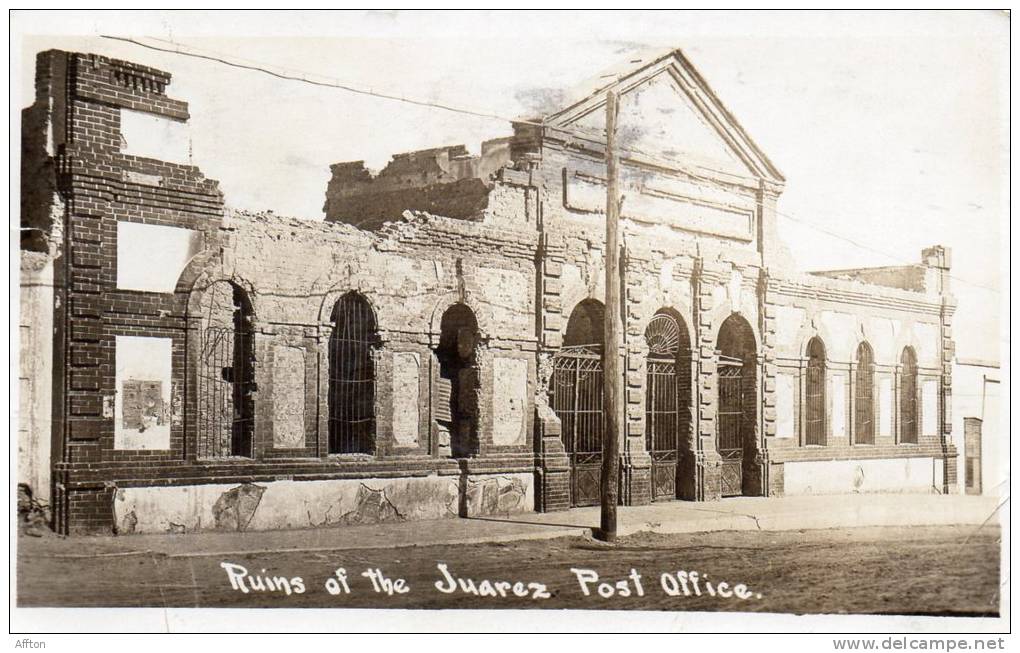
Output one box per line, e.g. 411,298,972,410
113,472,534,535
783,457,941,496
700,454,724,502
463,473,535,517
767,461,785,497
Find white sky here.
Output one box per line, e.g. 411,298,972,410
12,10,1008,362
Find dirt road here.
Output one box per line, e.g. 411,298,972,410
17,525,1000,615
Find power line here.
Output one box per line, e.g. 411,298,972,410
100,35,545,127
773,210,1000,294
638,152,1001,294
99,34,1000,295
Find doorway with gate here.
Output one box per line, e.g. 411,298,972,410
715,313,758,498
644,309,693,502
195,280,256,459
550,299,606,507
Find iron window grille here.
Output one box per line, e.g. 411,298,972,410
899,347,918,444
804,337,826,446
328,292,377,455
854,342,875,445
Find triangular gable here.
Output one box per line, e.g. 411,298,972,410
538,49,784,183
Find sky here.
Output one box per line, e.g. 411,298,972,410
12,10,1008,362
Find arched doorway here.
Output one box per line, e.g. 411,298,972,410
644,310,692,501
196,280,256,459
435,303,480,458
550,299,605,507
716,313,758,497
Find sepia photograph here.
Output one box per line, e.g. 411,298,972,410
10,8,1010,641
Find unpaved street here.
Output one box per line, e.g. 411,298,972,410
17,524,999,615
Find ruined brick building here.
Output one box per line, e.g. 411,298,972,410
19,48,959,535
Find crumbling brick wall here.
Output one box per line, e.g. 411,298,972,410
19,51,229,533
25,48,541,534
323,139,512,228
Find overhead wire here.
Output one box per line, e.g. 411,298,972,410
98,34,1001,295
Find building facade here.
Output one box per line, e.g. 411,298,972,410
951,359,1001,497
19,48,959,535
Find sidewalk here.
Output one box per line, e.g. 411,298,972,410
20,493,1002,559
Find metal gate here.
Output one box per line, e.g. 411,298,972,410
644,312,689,501
646,359,679,500
197,324,255,458
717,357,744,497
551,345,604,507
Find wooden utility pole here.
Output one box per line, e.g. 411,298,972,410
599,90,622,543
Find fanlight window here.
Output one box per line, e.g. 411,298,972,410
645,313,682,357
643,311,692,502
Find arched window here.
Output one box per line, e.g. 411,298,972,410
900,347,918,444
804,337,826,446
854,342,875,445
329,292,376,454
197,281,255,458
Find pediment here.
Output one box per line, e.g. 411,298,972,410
540,50,783,183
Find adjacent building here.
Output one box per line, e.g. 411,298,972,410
19,48,960,535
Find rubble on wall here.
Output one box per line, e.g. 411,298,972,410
323,139,514,229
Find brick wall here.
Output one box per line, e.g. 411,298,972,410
27,51,546,534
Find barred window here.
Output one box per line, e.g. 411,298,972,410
328,292,376,454
854,342,875,445
900,347,918,444
804,337,826,446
